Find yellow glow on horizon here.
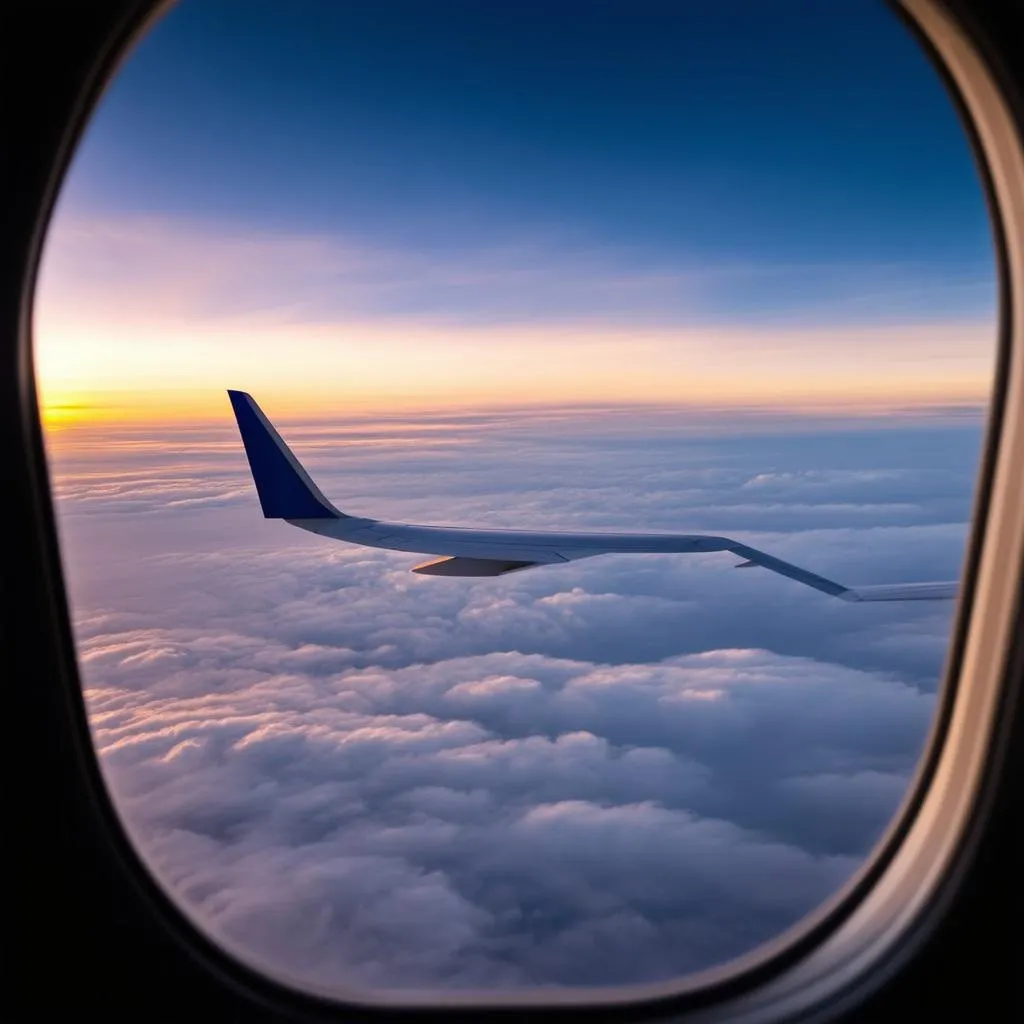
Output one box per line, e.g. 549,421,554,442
33,317,994,428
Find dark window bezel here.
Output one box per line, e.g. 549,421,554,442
5,0,1022,1020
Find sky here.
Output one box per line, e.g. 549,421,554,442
32,0,997,1002
34,0,995,421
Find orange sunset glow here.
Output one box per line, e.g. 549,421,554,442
34,319,994,429
33,216,994,429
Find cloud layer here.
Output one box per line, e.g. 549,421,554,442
48,404,978,993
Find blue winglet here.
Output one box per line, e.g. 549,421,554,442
227,391,342,519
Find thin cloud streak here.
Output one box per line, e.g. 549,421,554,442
38,213,994,328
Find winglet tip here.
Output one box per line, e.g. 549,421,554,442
226,388,341,520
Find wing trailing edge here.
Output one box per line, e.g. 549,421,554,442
842,581,959,602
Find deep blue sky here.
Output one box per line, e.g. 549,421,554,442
63,0,994,317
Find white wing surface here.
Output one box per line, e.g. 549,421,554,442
228,391,958,603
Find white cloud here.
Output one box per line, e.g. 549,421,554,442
91,635,885,989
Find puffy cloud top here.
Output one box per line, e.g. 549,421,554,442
51,406,974,992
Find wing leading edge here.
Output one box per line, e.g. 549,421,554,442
227,390,958,603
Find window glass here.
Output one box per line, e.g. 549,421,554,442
35,0,996,997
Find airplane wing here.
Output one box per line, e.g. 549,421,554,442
227,390,958,603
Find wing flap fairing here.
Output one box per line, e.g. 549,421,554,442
412,556,539,577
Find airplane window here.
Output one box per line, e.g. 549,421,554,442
32,0,998,1001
